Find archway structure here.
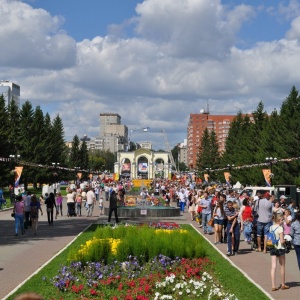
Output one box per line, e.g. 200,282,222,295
115,148,170,180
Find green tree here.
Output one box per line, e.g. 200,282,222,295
19,101,34,189
7,99,20,155
69,135,81,168
0,94,10,184
196,128,210,171
79,140,89,170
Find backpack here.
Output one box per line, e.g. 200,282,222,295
30,204,39,218
266,226,279,248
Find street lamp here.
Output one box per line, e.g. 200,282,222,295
9,154,21,195
52,162,59,194
74,167,80,185
127,127,150,151
226,164,235,187
265,157,277,184
205,167,211,184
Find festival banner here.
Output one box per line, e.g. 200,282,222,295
14,166,23,188
204,173,209,184
262,169,271,187
224,172,231,187
77,172,82,179
121,163,130,171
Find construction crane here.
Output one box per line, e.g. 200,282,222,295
161,130,178,173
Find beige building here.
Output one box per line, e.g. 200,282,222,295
99,113,128,153
178,139,187,167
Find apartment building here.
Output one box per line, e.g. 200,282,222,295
187,111,236,169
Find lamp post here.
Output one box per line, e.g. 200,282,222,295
52,162,59,195
9,154,21,198
74,167,80,185
205,167,211,185
127,127,150,151
265,157,277,185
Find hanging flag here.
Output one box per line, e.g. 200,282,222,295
224,172,231,187
262,169,271,187
204,173,209,184
89,173,93,180
77,172,82,179
14,166,23,188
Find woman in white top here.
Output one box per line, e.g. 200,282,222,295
270,213,289,291
66,189,75,216
213,199,224,244
273,200,285,215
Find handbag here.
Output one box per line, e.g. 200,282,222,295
11,212,15,218
207,218,214,227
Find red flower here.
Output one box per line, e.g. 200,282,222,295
90,289,97,295
118,283,123,290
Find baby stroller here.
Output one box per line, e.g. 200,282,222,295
284,234,292,252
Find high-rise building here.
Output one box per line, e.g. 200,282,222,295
178,139,188,167
0,80,20,106
187,111,242,169
99,113,128,153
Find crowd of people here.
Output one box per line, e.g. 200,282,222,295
165,182,300,292
5,177,300,292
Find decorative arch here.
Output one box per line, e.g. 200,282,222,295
115,149,170,180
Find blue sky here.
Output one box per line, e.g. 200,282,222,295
25,0,144,40
2,0,300,149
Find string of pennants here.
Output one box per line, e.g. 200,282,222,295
1,156,300,174
0,157,92,173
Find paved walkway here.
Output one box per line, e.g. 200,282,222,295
0,200,299,299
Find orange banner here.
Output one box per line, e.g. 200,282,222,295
262,169,271,187
224,172,231,186
204,173,209,184
14,166,23,188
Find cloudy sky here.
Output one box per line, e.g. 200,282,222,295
1,0,300,149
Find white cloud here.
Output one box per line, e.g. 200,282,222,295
0,0,76,69
2,0,300,148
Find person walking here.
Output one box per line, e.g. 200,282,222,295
0,187,4,210
86,187,96,217
56,192,63,216
108,189,119,223
75,192,82,216
224,200,240,256
240,198,253,243
23,191,31,230
200,192,212,234
270,213,289,291
213,199,225,244
30,194,43,235
45,192,56,226
66,188,76,216
99,197,104,215
255,192,274,253
13,195,25,236
290,211,300,274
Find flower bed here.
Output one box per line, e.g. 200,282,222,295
39,223,238,299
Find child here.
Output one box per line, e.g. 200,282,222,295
99,198,104,216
